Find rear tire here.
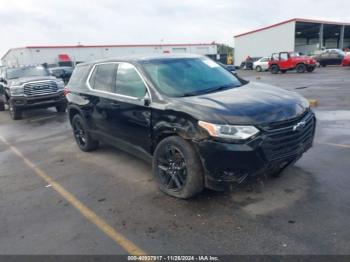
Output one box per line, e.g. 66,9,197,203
153,136,204,199
9,101,22,120
72,114,99,152
270,65,279,74
296,64,306,73
256,66,262,72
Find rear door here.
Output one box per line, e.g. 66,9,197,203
86,63,119,137
87,62,152,153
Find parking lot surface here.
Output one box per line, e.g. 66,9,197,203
0,67,350,255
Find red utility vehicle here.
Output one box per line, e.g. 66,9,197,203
342,55,350,66
269,52,317,74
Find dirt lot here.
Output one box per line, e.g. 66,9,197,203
0,67,350,255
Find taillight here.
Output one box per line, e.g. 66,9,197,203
63,87,70,96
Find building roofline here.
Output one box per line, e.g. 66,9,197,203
234,18,350,38
1,43,216,60
24,43,215,49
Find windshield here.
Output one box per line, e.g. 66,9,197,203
141,57,242,97
6,67,50,80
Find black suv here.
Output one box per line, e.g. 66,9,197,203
0,66,67,119
66,55,315,199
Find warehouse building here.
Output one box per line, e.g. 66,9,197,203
234,18,350,66
1,43,218,67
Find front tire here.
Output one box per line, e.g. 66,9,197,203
9,101,22,120
256,66,262,72
0,101,4,111
153,136,204,199
72,114,99,152
296,64,306,73
56,103,67,113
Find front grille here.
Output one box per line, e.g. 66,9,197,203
23,81,58,96
261,111,316,161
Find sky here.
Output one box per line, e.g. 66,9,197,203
0,0,350,58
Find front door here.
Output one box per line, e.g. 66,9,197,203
279,52,291,69
111,62,152,153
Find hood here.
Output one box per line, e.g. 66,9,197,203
8,76,58,86
169,82,309,125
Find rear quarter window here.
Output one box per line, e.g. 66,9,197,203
68,65,89,88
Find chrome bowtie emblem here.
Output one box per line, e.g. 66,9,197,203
293,121,306,131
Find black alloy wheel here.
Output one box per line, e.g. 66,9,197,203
72,114,99,152
153,136,204,199
73,117,87,148
156,144,188,192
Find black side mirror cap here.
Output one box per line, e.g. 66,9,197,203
144,97,151,107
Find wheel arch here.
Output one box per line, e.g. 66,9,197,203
151,114,207,154
68,105,85,125
296,62,306,67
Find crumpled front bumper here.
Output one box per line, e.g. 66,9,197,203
193,112,316,186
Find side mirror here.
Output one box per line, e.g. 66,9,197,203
143,92,151,106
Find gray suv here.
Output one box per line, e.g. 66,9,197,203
0,66,67,120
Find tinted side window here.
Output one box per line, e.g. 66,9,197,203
68,65,89,87
116,63,146,98
89,63,117,93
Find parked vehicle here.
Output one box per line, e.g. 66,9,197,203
342,54,350,67
253,57,270,72
313,49,345,67
241,57,262,70
0,67,5,110
217,61,236,75
66,55,315,199
269,52,317,74
49,66,74,84
0,66,67,120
